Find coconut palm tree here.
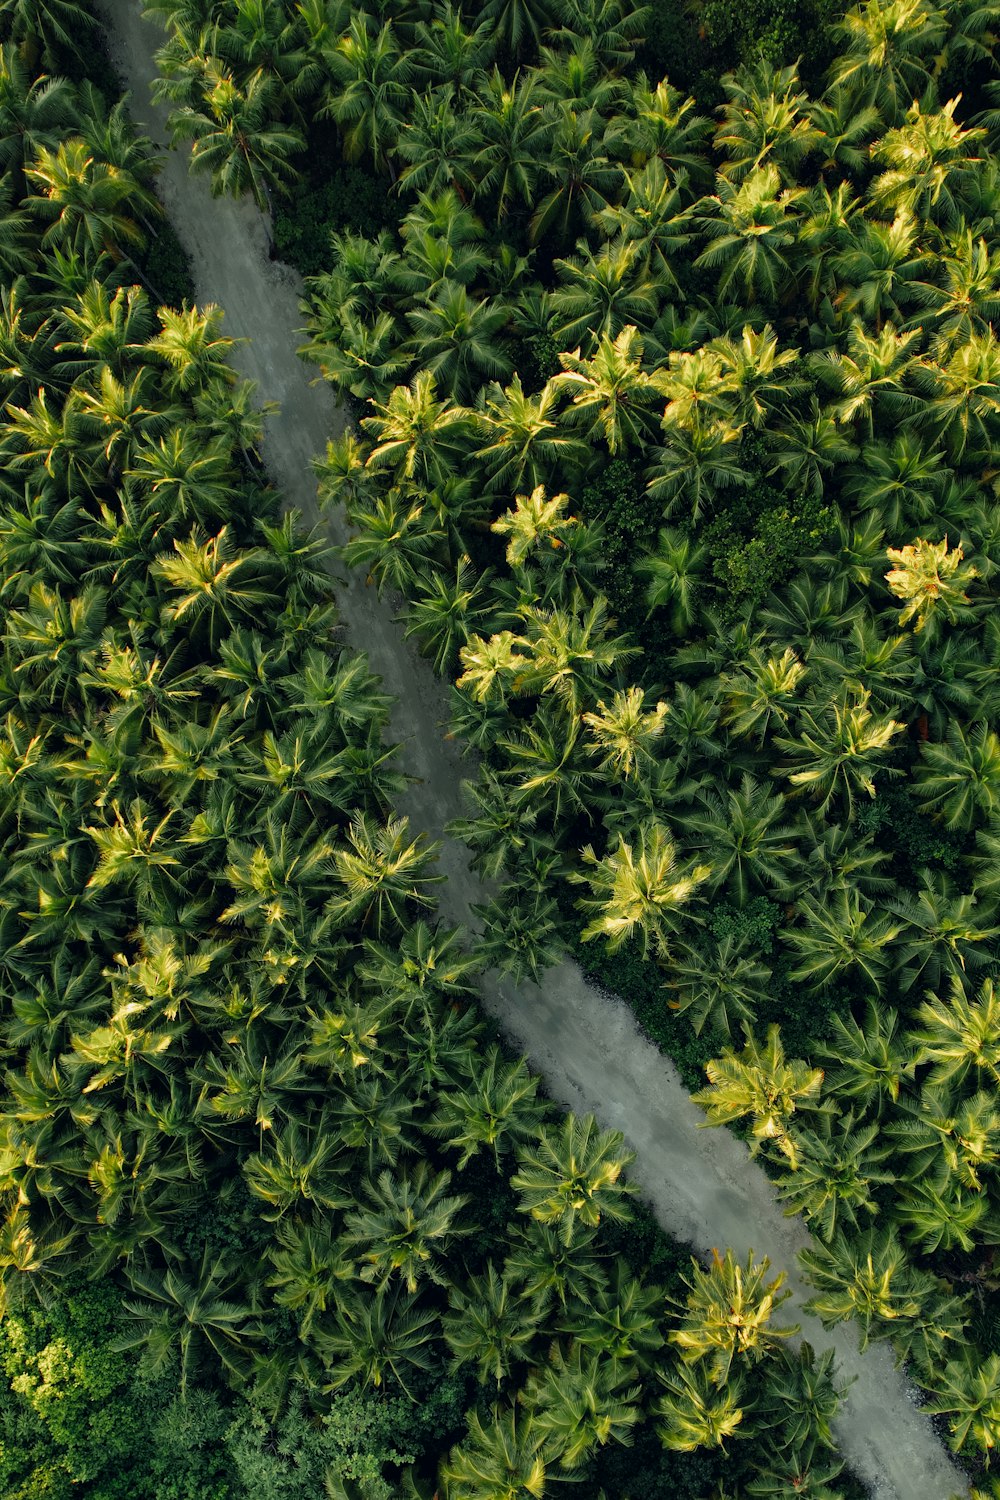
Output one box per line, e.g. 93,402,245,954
830,0,944,122
776,689,904,818
714,60,821,185
776,1112,892,1241
163,62,305,213
786,889,901,991
695,166,805,306
328,814,442,936
523,1339,641,1469
315,1285,438,1398
926,1354,1000,1460
440,1405,548,1500
671,1248,797,1384
884,534,979,634
665,932,772,1039
443,1261,540,1386
870,97,986,229
476,374,585,493
909,975,1000,1088
693,1024,825,1166
511,1112,635,1244
322,15,412,172
469,70,551,223
343,1162,469,1292
430,1047,544,1168
404,283,512,400
914,721,1000,831
119,1249,258,1393
681,775,801,907
656,1359,750,1451
549,239,659,352
549,325,663,456
362,370,475,489
573,819,710,959
816,1002,914,1114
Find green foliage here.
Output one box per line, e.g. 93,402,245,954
703,483,837,617
273,165,398,277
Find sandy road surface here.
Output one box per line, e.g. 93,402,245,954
96,5,969,1493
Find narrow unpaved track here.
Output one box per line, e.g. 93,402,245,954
98,6,968,1495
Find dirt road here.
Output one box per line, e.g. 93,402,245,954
97,5,969,1494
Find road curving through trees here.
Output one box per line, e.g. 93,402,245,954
98,3,969,1494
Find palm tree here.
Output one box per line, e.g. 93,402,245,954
266,1218,349,1338
909,975,1000,1088
776,1112,892,1241
925,1354,1000,1460
714,60,821,184
152,526,278,651
830,0,944,122
440,1405,548,1500
645,414,751,523
884,535,979,634
759,1342,844,1453
892,1082,1000,1191
322,15,412,172
799,1226,928,1350
681,774,800,907
328,814,442,936
515,592,638,716
529,105,621,246
695,166,805,306
119,1250,258,1393
344,1162,469,1292
549,239,659,353
164,62,305,213
816,1002,914,1114
404,283,512,400
614,75,711,180
671,1248,797,1384
475,374,587,493
469,70,551,223
870,97,986,228
656,1359,749,1451
147,302,234,395
692,1024,825,1166
832,210,927,327
896,1177,991,1254
511,1112,635,1244
573,820,710,959
362,370,475,489
523,1339,641,1469
339,492,445,598
549,325,663,456
594,157,693,289
888,872,999,993
785,888,901,990
665,932,772,1038
24,137,155,261
315,1285,438,1398
720,645,808,745
776,690,904,818
410,3,495,95
430,1047,544,1168
581,684,669,783
396,85,480,199
0,0,97,67
443,1261,539,1385
0,42,74,188
914,721,1000,831
636,527,708,635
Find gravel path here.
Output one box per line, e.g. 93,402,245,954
97,6,969,1494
